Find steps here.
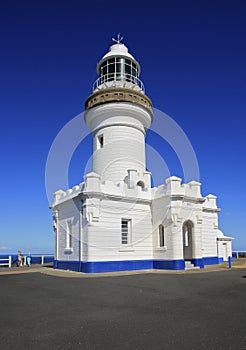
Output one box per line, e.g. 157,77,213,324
185,261,200,270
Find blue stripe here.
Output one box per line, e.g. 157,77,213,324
85,260,153,273
202,256,220,265
153,259,185,270
54,256,225,273
54,260,153,273
55,259,186,273
191,258,204,268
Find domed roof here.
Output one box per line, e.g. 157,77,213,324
102,43,135,61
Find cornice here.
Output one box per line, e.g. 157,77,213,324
85,87,152,114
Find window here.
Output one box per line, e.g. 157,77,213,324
125,63,131,81
132,66,137,78
98,58,140,85
102,65,107,76
66,220,72,249
108,58,114,65
116,58,123,73
137,180,145,190
97,134,104,149
159,224,164,247
121,219,131,245
108,62,115,74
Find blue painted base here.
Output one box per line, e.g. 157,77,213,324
54,256,223,273
153,259,185,270
191,258,204,268
85,260,153,273
202,256,220,265
54,259,153,273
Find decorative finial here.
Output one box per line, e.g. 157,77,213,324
112,33,123,44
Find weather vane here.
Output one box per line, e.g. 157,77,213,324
112,33,123,44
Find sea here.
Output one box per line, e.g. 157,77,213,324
0,253,54,266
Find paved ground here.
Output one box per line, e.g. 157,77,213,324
0,266,246,350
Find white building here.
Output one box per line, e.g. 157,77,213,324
51,38,233,273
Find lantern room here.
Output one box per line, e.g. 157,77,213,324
93,35,144,92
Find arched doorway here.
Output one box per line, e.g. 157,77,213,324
183,221,193,261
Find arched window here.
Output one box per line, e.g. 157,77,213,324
137,180,145,190
159,224,165,247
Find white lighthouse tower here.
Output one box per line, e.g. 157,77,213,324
85,35,153,185
51,36,233,273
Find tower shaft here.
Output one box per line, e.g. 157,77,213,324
84,41,153,184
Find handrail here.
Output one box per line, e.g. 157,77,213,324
0,254,54,268
232,251,246,258
93,73,145,92
0,256,11,268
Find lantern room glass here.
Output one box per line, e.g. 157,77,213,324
99,57,139,85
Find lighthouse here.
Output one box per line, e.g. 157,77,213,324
84,35,153,185
51,36,233,273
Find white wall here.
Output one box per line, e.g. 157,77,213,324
53,175,226,266
56,199,81,261
85,102,152,183
201,212,218,257
86,198,153,261
93,125,145,182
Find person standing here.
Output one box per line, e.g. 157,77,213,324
17,250,23,267
26,253,31,267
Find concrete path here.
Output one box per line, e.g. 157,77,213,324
0,265,245,350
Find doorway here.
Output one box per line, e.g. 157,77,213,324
183,221,193,261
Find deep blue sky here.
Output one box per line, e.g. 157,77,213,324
0,0,245,253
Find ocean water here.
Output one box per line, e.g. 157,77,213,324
0,254,54,266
